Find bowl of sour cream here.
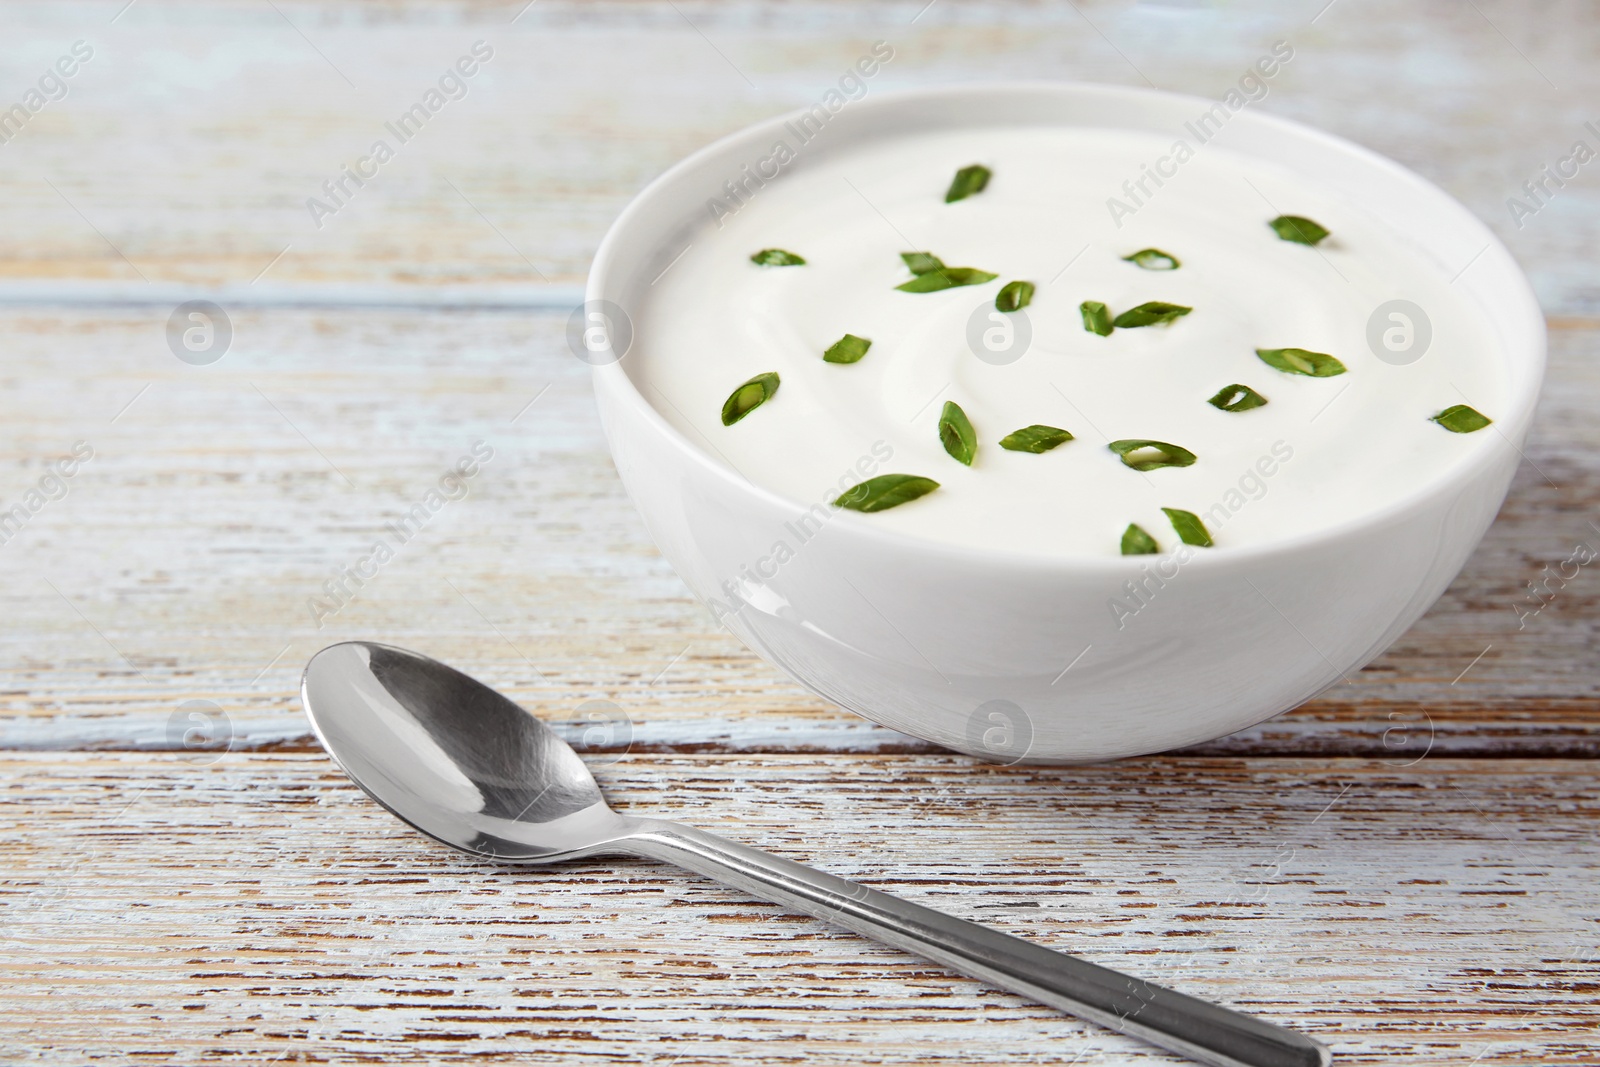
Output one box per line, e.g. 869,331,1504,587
582,80,1544,763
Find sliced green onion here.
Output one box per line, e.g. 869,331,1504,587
1112,302,1192,328
1108,439,1197,471
1431,404,1492,433
1121,523,1160,555
1080,300,1113,336
750,248,806,266
1123,248,1180,270
897,265,999,293
1207,383,1268,411
939,401,978,466
994,280,1035,312
833,473,940,512
901,251,945,276
720,371,780,425
1268,216,1330,246
823,334,872,364
999,424,1073,453
944,164,991,203
1255,347,1346,377
1162,507,1214,547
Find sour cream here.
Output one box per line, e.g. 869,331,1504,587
630,126,1506,556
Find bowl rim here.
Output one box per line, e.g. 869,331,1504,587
587,79,1546,575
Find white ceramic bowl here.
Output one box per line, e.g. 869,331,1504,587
585,83,1544,763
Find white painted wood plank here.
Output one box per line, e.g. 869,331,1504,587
0,1,1598,312
0,752,1595,1065
0,306,1595,753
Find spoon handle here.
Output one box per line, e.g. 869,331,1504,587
624,820,1328,1067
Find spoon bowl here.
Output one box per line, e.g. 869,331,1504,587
302,641,627,862
302,641,1331,1067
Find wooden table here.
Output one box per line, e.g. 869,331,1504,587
1,2,1595,1063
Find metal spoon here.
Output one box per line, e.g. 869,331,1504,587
300,641,1330,1067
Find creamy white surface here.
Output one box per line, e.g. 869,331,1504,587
631,126,1507,556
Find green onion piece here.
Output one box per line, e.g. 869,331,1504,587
901,251,945,275
833,473,940,512
1207,383,1268,412
1112,302,1192,328
1080,300,1113,336
944,164,991,203
1121,523,1160,555
1123,248,1180,270
896,265,999,293
995,280,1035,312
999,424,1073,453
1108,439,1197,471
1162,507,1214,547
1431,404,1492,433
720,371,780,425
939,401,978,466
1268,216,1330,246
1255,347,1347,377
823,334,872,364
750,248,806,266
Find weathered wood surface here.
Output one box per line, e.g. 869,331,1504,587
2,753,1597,1065
0,306,1594,755
0,0,1597,315
2,2,1598,1065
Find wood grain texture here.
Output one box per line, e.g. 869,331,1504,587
1,752,1596,1066
3,2,1600,1064
0,306,1594,755
0,1,1598,313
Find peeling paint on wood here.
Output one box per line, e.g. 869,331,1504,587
2,2,1598,1064
0,308,1594,756
0,753,1596,1065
